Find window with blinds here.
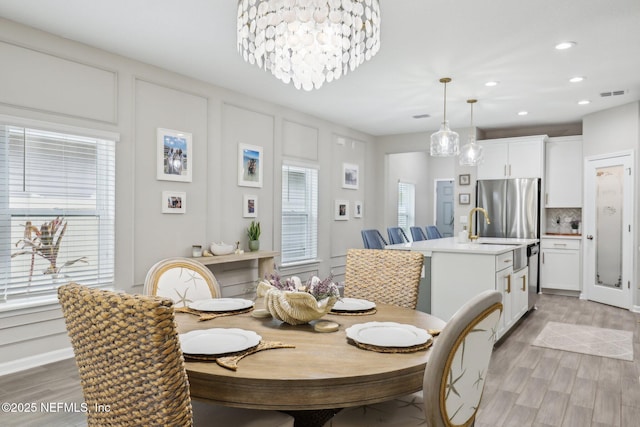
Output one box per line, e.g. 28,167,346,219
0,124,115,303
281,164,318,264
397,181,415,235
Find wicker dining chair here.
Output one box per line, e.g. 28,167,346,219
58,283,294,427
325,290,503,427
344,248,424,309
144,257,221,307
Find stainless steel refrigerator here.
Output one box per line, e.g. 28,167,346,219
476,178,540,309
476,178,540,239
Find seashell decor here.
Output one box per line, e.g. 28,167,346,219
257,280,338,325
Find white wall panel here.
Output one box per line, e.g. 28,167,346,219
0,41,117,123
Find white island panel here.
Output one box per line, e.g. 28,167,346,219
431,252,497,321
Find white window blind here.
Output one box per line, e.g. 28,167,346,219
0,124,115,303
397,181,415,235
281,164,318,263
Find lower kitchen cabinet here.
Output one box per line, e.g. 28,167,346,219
540,238,581,291
496,265,528,339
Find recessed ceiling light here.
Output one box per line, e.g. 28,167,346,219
518,111,528,116
555,41,576,50
485,81,499,87
569,76,584,83
578,100,591,105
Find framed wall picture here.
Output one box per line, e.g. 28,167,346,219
157,128,192,182
334,199,349,220
353,200,363,218
459,193,471,205
162,191,186,213
459,174,470,185
243,194,258,218
238,143,263,187
342,163,359,190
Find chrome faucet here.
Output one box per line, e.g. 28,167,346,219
468,207,491,241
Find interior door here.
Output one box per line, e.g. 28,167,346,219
435,179,454,237
584,152,633,309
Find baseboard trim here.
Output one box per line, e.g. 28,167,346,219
631,305,640,314
0,347,74,376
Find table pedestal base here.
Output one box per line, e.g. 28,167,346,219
282,408,341,427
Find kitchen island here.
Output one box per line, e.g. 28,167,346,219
387,237,538,339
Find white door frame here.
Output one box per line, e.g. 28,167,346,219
582,150,634,309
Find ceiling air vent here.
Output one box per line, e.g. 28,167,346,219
600,90,627,97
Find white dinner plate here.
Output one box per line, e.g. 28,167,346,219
331,298,376,312
179,328,261,355
345,322,431,347
188,298,254,312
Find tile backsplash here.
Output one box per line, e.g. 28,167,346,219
546,208,582,234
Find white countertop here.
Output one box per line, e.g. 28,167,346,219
386,237,539,256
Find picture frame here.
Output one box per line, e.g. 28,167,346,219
353,200,363,218
162,191,186,213
243,194,258,218
459,193,471,205
238,143,263,187
342,163,359,190
459,174,470,186
334,199,349,220
157,128,192,182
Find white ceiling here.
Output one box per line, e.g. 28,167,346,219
1,0,639,136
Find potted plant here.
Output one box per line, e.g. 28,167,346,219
247,220,261,251
11,217,88,284
570,219,580,234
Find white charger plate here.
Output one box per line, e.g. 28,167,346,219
188,298,254,312
179,328,261,355
345,322,431,347
331,298,376,312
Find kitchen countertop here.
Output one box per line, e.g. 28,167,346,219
386,237,539,256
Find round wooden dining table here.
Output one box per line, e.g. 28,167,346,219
176,303,446,426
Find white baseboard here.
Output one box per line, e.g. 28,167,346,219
0,347,74,376
631,305,640,314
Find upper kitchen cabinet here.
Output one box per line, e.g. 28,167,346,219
477,135,546,180
545,136,583,207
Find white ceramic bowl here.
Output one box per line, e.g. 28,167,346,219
210,242,234,255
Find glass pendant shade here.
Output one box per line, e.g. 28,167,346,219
237,0,381,91
430,121,460,156
430,77,459,156
459,137,484,166
459,98,483,166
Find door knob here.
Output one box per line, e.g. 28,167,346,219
586,235,594,240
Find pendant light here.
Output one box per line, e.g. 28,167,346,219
459,99,484,166
430,77,460,157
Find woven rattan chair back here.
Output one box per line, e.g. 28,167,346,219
58,283,193,426
344,248,424,309
144,257,221,307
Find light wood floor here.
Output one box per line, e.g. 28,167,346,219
1,294,639,427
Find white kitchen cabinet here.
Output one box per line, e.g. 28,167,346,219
477,135,546,180
545,136,583,207
513,267,529,320
540,238,581,291
496,264,514,337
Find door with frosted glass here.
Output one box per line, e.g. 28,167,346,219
436,180,455,237
584,153,633,309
